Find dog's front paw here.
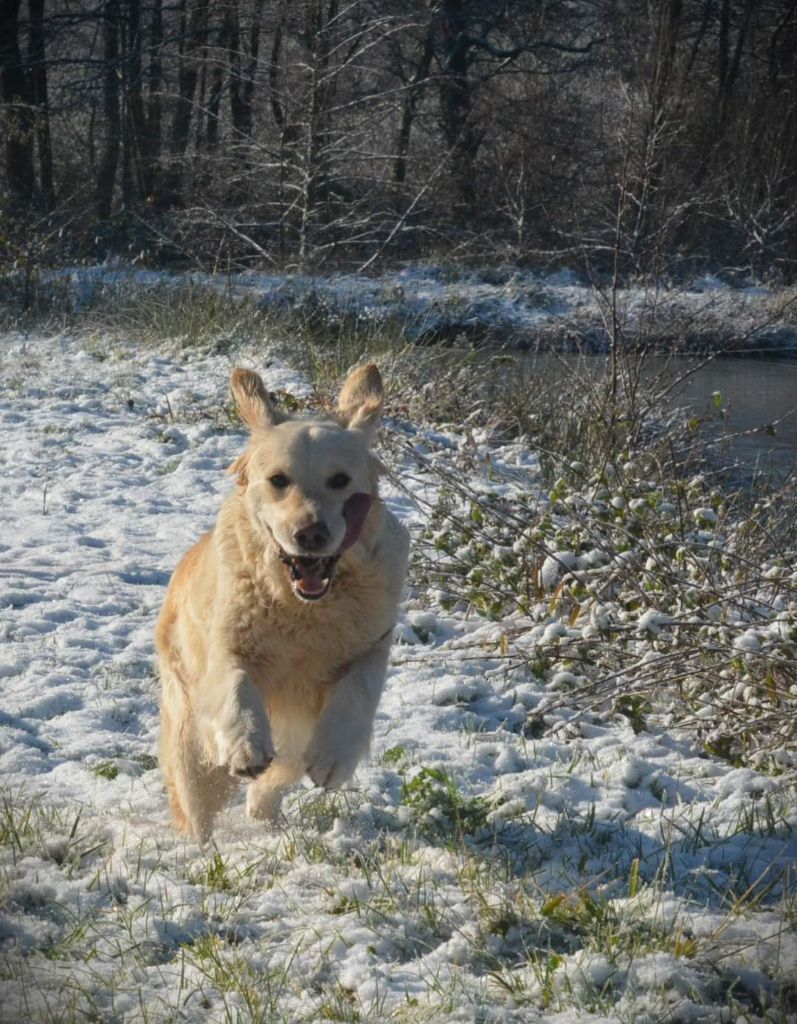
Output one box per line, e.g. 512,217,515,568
215,714,274,779
245,759,304,821
305,730,363,790
245,779,282,821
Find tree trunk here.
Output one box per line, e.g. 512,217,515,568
0,0,35,207
194,28,207,152
159,0,205,209
96,0,121,220
717,0,754,129
629,0,684,263
437,0,479,217
120,2,133,206
28,0,54,209
205,21,225,149
298,0,337,265
228,0,264,139
649,0,683,115
394,28,434,185
141,0,162,200
123,0,148,207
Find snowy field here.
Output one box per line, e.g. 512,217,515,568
1,330,796,1023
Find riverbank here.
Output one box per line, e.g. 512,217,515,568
5,262,797,354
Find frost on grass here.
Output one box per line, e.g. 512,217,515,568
0,331,796,1024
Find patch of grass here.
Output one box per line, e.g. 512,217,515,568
89,760,118,781
80,280,272,355
179,933,291,1019
0,793,38,856
186,850,269,906
190,851,234,892
401,766,491,839
381,745,407,768
316,982,362,1022
0,791,109,872
290,308,411,403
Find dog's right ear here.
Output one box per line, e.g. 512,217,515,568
230,368,283,430
336,363,384,443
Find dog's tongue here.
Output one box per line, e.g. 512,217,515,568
338,492,372,553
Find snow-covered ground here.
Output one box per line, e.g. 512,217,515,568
1,331,795,1023
51,262,797,352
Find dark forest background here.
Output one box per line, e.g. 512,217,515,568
1,0,796,279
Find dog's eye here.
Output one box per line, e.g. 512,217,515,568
269,473,291,489
327,473,351,490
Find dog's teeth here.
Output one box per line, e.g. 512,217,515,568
283,554,338,599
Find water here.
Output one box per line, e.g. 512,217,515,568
518,353,797,480
660,356,797,477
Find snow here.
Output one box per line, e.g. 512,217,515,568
0,330,796,1024
636,610,675,636
540,552,578,589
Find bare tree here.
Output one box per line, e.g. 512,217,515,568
96,0,121,219
0,0,36,206
0,0,795,276
159,0,208,209
28,0,55,209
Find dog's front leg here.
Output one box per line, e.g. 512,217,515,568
305,634,392,790
197,663,275,779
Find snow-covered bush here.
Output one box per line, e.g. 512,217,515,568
405,365,797,772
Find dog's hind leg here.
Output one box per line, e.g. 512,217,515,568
159,675,234,843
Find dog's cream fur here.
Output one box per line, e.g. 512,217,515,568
155,364,409,841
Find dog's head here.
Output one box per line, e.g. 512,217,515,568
229,364,384,602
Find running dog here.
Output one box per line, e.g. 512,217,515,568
155,364,409,840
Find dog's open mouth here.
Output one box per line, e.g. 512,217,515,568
281,554,340,601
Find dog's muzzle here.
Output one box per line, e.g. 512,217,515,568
278,492,373,603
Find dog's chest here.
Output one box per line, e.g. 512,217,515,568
235,575,387,679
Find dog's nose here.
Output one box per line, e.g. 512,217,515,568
294,521,330,552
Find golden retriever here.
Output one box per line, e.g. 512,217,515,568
155,364,409,841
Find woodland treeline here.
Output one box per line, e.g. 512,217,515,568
1,0,796,277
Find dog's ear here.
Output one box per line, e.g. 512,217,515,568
227,451,251,489
337,364,383,443
230,368,283,430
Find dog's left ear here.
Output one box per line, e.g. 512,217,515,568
337,364,384,444
230,368,283,430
